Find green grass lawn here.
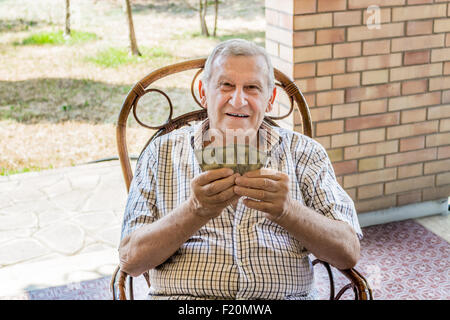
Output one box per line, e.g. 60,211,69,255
17,29,98,45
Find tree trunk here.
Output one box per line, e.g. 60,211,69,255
64,0,71,38
213,0,219,37
199,0,209,37
124,0,141,56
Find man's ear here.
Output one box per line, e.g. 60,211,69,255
266,86,277,113
198,80,207,109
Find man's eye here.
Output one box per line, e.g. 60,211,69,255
220,83,233,89
247,85,260,91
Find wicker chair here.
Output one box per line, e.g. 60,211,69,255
110,58,373,300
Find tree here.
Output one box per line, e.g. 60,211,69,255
64,0,71,38
123,0,141,56
181,0,220,37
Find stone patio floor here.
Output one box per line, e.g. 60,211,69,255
0,161,448,298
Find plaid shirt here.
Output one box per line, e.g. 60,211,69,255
120,119,362,300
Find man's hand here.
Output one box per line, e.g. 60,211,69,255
234,168,293,223
189,168,241,220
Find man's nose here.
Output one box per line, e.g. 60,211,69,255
229,87,247,108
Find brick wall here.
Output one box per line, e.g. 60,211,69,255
265,0,450,213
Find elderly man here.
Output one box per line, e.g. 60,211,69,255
118,39,362,300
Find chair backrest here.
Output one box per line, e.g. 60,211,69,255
116,58,312,192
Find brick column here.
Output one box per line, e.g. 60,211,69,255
265,0,450,213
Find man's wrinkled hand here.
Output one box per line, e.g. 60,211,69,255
189,168,241,220
233,168,293,223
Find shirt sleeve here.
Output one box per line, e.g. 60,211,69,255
297,140,363,240
120,143,160,241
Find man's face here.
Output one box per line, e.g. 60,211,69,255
200,55,275,139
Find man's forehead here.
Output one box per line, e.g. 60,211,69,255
210,55,268,82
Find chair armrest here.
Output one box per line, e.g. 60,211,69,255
110,265,130,300
337,267,373,300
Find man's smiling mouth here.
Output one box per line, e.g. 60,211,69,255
226,112,249,118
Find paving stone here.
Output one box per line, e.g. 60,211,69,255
0,211,38,230
96,226,121,248
67,173,100,190
81,183,127,212
71,211,119,231
41,177,72,198
0,239,50,266
0,228,35,245
34,223,85,255
50,190,91,212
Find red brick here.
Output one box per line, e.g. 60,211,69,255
407,0,433,4
293,31,316,47
430,77,450,91
316,28,345,44
397,191,422,207
363,8,391,24
443,90,450,104
363,40,391,56
358,183,384,200
331,132,359,148
401,80,428,95
423,185,450,201
316,90,344,106
446,34,450,47
360,99,388,115
294,45,332,62
348,0,405,9
426,132,450,147
387,120,439,139
424,159,450,175
332,103,359,119
333,11,361,27
399,136,425,152
438,146,450,159
398,163,423,179
294,62,316,78
392,4,447,22
346,83,401,103
390,63,442,82
333,73,360,89
355,196,397,213
315,120,344,136
428,105,450,120
293,0,317,15
444,62,450,75
310,106,331,121
294,13,332,30
317,0,346,12
332,160,358,176
347,54,402,72
317,59,345,76
401,108,427,124
344,140,399,160
437,172,450,186
333,42,361,58
346,113,400,131
441,118,450,132
392,34,444,52
348,23,404,42
385,148,437,167
385,175,434,195
296,76,331,93
406,20,433,36
359,128,385,144
431,48,450,63
389,92,442,111
344,168,397,188
434,18,450,33
404,50,430,66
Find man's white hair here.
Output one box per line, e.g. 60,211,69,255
202,39,275,92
